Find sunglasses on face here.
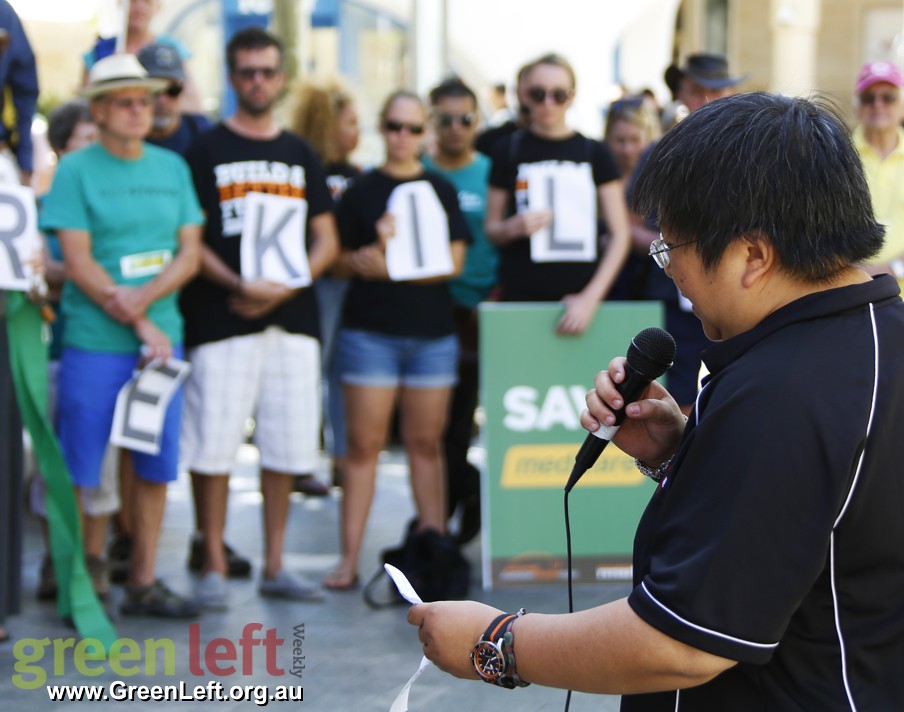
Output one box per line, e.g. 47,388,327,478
435,112,475,128
383,120,425,135
860,91,899,106
526,86,571,105
163,82,184,98
233,66,280,81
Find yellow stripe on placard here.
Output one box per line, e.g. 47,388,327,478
500,444,644,488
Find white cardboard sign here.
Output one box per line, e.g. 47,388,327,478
240,192,311,288
385,181,454,281
0,184,41,291
110,358,191,455
524,162,597,263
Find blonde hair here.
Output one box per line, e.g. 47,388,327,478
604,97,661,143
289,79,355,164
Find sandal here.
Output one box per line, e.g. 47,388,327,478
121,579,200,618
324,569,359,591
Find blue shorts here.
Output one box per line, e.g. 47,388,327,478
56,346,184,487
336,329,458,389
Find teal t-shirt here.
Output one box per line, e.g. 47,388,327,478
39,142,204,353
422,154,496,308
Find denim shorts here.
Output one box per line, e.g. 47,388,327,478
56,346,184,487
336,329,458,388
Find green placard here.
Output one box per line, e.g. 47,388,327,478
479,301,665,588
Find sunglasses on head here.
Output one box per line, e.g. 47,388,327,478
860,91,899,106
435,112,475,128
527,86,571,105
383,119,425,135
609,96,644,113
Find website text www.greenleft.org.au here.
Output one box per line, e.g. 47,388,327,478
45,680,302,706
11,621,307,694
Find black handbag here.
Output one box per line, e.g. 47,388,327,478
364,519,470,608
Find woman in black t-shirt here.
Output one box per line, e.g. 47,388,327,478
327,91,469,590
290,79,362,493
485,53,631,334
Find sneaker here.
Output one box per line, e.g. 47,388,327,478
107,533,132,585
187,535,252,578
85,555,110,600
292,474,330,497
37,555,57,601
259,570,325,601
121,580,200,618
195,571,228,610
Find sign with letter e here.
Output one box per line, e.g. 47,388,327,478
0,184,41,291
110,358,191,455
240,192,311,288
385,181,453,281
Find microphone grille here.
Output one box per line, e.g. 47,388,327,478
627,327,677,381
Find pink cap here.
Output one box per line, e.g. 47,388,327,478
855,61,904,94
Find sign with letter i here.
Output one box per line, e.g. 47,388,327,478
385,181,454,281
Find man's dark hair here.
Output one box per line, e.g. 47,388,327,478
226,26,283,71
632,92,884,281
47,100,92,155
429,78,476,107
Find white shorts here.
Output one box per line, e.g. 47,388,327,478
181,327,321,475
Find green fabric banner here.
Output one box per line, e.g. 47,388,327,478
6,291,117,648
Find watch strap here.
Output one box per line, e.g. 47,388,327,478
472,608,530,688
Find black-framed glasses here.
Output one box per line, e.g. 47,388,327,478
383,119,425,135
860,91,899,106
526,86,571,105
233,66,280,81
649,235,697,269
435,112,475,128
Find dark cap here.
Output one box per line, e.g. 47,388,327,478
664,53,747,98
137,42,185,82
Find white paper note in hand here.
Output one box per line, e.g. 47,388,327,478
385,564,423,604
385,564,432,712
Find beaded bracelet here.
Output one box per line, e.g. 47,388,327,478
499,609,530,688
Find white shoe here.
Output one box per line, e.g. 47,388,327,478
195,571,228,610
259,570,325,601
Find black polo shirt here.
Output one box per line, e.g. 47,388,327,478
623,275,904,711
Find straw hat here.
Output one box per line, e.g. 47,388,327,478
80,53,169,99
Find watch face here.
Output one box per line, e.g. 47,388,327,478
471,641,505,682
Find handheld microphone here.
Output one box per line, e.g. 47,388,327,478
565,327,676,492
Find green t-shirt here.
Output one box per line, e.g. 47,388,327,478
422,154,496,308
39,142,204,353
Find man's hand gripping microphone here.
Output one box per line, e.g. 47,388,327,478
565,327,676,492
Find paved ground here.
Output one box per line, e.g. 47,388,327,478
1,445,628,711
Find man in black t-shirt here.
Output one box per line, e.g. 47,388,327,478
409,93,904,711
179,28,339,609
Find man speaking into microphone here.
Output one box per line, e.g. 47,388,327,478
408,92,904,710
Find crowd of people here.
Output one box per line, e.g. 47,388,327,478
2,8,904,705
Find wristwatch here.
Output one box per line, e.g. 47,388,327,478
470,609,530,688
